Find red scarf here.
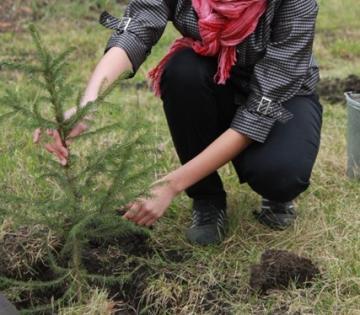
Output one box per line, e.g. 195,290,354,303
148,0,267,97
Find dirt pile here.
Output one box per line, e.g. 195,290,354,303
249,249,320,294
0,225,153,313
0,224,60,279
317,74,360,104
0,223,194,314
82,233,155,314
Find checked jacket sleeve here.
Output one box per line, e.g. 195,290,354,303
99,0,171,77
230,0,319,143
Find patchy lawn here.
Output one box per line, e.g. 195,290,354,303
0,0,359,314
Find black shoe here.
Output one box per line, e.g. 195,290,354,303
185,199,228,246
253,198,297,230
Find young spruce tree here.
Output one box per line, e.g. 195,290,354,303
0,25,160,313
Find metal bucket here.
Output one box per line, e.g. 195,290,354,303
345,92,360,179
0,293,20,315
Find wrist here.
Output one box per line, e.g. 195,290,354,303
157,173,183,197
79,95,98,121
80,95,97,108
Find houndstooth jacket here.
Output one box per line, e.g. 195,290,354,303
99,0,320,143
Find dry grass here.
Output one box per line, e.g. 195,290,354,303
0,220,60,278
59,289,119,315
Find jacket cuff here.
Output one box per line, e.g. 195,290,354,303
230,107,276,143
244,94,294,123
104,30,150,78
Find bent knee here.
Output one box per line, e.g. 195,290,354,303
160,48,216,92
248,165,311,202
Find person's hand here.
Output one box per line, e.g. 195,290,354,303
122,179,178,226
32,107,90,166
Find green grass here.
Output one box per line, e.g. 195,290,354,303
315,0,360,78
1,0,360,314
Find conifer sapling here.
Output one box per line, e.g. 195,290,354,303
0,25,162,313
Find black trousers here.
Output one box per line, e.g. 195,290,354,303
159,48,323,206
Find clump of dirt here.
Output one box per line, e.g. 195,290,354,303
0,223,60,279
159,248,193,263
0,220,195,314
0,221,153,313
201,284,232,314
317,74,360,104
83,235,154,315
83,235,194,312
249,249,320,294
84,232,154,276
0,223,65,312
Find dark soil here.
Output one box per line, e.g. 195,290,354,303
160,248,193,263
0,223,193,314
0,225,64,312
317,74,360,104
249,249,320,295
83,235,192,314
84,239,153,315
0,225,60,280
202,284,232,314
84,233,193,313
0,230,154,314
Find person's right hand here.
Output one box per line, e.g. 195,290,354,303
32,107,90,166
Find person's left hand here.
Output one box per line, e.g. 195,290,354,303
122,179,178,226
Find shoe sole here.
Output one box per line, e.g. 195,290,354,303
253,210,296,230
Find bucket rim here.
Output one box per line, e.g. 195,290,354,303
345,91,360,109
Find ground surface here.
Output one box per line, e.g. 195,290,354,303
0,0,359,314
